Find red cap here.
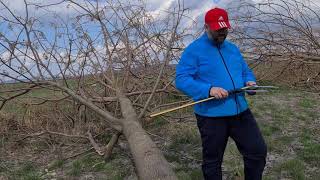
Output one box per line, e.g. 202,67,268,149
205,8,231,31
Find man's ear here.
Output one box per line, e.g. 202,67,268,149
204,24,208,30
204,24,210,33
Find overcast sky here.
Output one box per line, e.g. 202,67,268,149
1,0,319,25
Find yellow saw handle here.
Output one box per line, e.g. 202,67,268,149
149,96,216,118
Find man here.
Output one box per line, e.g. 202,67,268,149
175,8,267,180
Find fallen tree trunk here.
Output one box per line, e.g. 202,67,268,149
47,81,177,179
118,91,177,180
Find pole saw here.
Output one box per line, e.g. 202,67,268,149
149,85,277,118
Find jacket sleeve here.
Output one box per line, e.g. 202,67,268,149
175,50,212,101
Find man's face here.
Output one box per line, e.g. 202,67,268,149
205,24,228,45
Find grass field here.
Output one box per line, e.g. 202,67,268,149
0,84,319,180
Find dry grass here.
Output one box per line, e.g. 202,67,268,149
0,81,319,179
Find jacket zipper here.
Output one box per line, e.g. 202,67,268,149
217,44,239,117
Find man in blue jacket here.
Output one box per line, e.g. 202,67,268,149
175,8,267,180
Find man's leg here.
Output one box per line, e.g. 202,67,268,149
229,109,267,180
195,114,229,180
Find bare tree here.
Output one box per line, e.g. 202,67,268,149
227,0,320,90
0,0,191,179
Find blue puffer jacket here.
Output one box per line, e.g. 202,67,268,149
175,33,256,117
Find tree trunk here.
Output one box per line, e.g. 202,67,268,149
118,92,177,180
48,81,177,179
122,120,177,180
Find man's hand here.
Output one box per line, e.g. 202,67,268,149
246,81,257,95
210,87,228,99
246,81,257,87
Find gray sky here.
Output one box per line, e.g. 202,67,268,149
1,0,319,24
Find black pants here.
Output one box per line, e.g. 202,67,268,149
195,109,267,180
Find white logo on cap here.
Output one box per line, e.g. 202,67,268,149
218,16,224,21
218,22,227,28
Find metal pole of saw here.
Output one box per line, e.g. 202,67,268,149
149,85,277,118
